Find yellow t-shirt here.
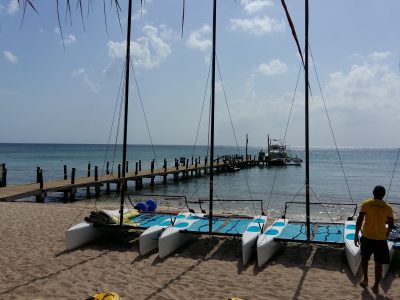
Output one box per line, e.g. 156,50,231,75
360,198,393,240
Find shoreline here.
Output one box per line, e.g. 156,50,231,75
1,202,399,299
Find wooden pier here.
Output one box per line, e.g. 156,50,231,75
0,156,261,202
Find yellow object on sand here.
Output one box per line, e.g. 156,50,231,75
86,292,120,300
106,209,140,225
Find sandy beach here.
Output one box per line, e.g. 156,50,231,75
0,202,399,300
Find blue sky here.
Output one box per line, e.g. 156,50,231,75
1,0,400,148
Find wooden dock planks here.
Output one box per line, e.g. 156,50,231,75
0,159,259,202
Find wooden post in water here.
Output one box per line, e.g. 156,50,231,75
139,160,142,171
86,162,91,198
135,162,138,175
0,163,6,187
70,168,76,201
95,166,100,197
150,159,155,186
106,162,110,194
63,165,68,199
174,159,178,181
204,156,208,174
163,159,167,184
116,164,121,193
126,161,129,173
36,168,44,203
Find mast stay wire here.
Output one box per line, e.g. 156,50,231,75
309,45,354,204
100,61,126,179
265,62,303,217
215,55,259,216
387,53,400,200
129,57,160,169
179,54,213,203
386,149,400,201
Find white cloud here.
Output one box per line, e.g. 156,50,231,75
186,25,212,52
241,0,273,14
107,25,171,70
72,68,100,93
230,16,285,35
258,59,287,75
3,50,18,64
245,73,257,98
348,53,363,60
6,0,18,15
368,51,391,61
63,34,77,45
325,63,400,111
54,28,76,45
132,8,147,20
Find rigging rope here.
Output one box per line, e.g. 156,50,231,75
216,55,257,215
386,147,400,201
180,54,212,203
129,57,160,170
101,61,126,178
265,62,303,217
309,46,354,203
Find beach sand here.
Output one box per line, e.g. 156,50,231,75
0,202,399,300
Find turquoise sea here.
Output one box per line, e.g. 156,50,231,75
1,143,400,220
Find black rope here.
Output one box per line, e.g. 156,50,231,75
309,45,353,203
129,57,160,169
386,147,400,201
101,60,125,177
283,62,302,145
216,55,257,215
266,62,303,216
179,54,212,203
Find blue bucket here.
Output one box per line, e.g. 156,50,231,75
146,198,157,212
136,202,148,212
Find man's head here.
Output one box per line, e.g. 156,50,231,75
373,185,386,200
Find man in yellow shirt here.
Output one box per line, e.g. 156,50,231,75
354,185,394,294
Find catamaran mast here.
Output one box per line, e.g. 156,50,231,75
304,0,311,241
120,0,133,227
209,0,217,235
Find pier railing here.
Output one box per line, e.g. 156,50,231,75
0,155,260,202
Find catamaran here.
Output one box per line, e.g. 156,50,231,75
155,0,267,263
65,0,181,250
257,1,399,278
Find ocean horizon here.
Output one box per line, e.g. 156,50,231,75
1,143,399,220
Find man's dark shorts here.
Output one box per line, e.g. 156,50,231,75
360,236,390,264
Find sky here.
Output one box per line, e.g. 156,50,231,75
1,0,400,148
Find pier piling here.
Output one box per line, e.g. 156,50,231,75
70,168,76,201
106,162,110,194
0,163,7,188
95,166,100,197
86,162,91,198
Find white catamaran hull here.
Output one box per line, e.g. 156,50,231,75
257,219,289,267
140,212,202,256
344,220,361,276
65,222,104,250
345,221,395,278
158,215,203,259
242,215,267,265
65,209,128,250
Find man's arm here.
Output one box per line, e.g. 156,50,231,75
354,212,365,247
